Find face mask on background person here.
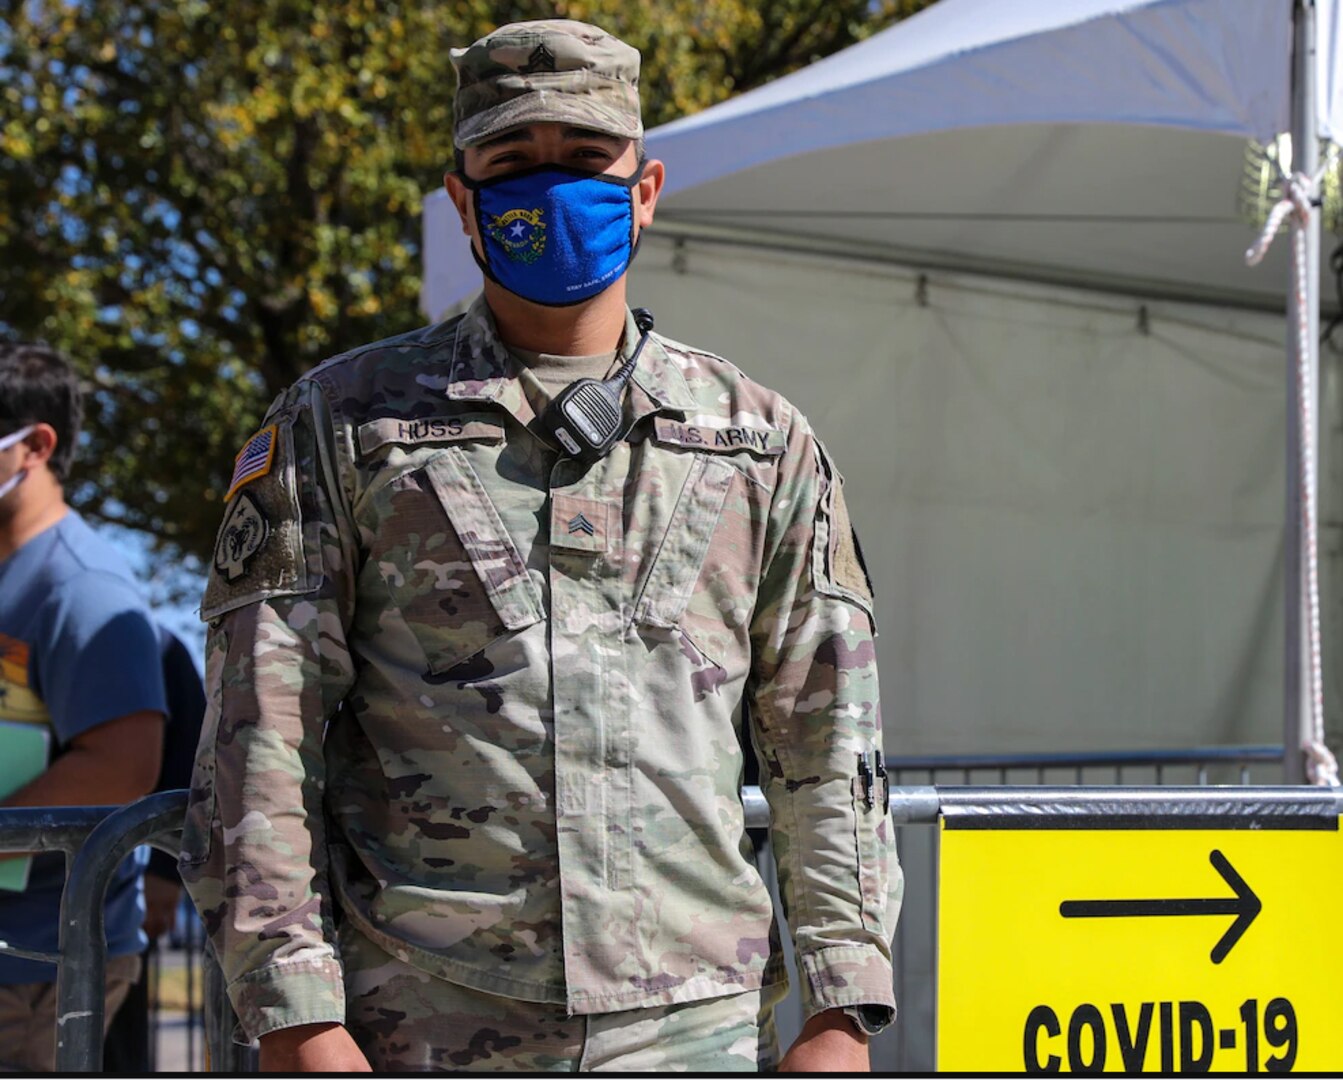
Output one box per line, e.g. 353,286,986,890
0,425,35,501
461,162,644,307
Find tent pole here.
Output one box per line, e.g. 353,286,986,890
1284,0,1321,785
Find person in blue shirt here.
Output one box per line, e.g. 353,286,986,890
0,342,167,1073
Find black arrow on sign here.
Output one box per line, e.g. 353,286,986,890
1059,849,1261,964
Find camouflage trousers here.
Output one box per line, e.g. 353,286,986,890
340,923,786,1072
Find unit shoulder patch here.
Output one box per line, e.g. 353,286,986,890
652,418,785,457
213,491,270,582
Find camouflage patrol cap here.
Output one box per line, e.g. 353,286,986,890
450,20,643,150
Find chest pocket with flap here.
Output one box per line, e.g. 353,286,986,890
371,447,543,675
633,452,738,630
632,420,782,668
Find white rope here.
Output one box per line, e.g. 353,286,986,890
1245,164,1341,787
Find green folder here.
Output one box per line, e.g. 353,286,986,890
0,721,51,891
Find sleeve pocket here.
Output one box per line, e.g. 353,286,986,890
633,454,736,629
852,775,893,932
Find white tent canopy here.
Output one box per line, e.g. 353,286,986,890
650,0,1338,171
420,0,1343,769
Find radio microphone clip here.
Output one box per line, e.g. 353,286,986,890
541,308,655,464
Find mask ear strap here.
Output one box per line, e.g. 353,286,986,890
619,158,647,188
450,165,498,284
467,183,508,290
629,157,647,248
468,237,504,290
0,425,35,453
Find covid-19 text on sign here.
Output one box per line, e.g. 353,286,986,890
1020,997,1297,1073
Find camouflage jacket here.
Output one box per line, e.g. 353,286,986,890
180,297,900,1042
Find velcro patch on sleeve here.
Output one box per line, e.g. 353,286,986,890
225,425,277,500
830,483,875,610
358,414,506,456
652,418,785,457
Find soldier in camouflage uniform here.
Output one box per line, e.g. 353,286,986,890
181,18,901,1073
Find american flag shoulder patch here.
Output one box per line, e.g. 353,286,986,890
225,424,278,501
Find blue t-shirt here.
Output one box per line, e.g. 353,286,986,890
0,511,167,983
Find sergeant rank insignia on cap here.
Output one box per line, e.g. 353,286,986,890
214,490,269,582
520,43,556,73
225,425,277,501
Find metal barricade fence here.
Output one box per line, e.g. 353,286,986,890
0,791,247,1074
0,745,1288,1073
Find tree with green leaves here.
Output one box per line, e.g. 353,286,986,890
0,0,930,563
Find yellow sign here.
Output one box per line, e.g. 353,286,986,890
938,820,1343,1072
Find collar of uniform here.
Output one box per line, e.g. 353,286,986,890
624,309,697,419
444,296,697,426
444,295,537,425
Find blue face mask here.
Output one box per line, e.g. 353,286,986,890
463,163,643,307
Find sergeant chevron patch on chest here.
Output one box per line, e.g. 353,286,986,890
551,495,607,554
652,418,785,456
